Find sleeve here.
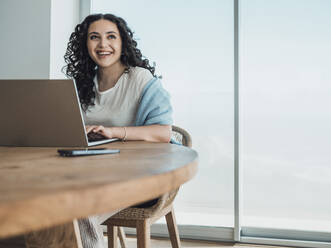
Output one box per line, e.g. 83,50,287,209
134,77,173,126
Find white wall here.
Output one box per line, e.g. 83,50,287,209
0,0,80,79
0,0,51,79
50,0,80,79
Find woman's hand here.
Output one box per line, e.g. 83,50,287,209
85,125,114,139
85,125,171,142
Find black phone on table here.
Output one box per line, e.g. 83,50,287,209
57,148,120,157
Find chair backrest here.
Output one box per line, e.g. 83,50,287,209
171,125,192,148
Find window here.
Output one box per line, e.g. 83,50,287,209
92,0,235,228
241,0,331,232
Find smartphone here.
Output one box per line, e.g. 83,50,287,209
57,148,120,157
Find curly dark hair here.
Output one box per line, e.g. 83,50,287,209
63,13,156,111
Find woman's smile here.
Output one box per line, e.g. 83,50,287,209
96,50,113,58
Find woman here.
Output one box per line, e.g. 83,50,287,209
63,13,173,248
64,13,173,143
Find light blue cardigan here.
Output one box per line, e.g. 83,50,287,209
134,77,182,145
134,77,173,126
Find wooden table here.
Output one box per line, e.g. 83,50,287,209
0,141,198,247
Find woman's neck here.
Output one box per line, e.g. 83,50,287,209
97,63,126,91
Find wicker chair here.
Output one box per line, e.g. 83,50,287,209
102,125,192,248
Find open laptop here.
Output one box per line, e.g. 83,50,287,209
0,79,118,147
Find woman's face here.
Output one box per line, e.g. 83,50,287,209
87,19,123,69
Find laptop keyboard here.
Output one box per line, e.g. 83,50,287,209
87,132,107,142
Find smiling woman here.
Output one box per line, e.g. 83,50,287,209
62,13,175,248
63,13,172,143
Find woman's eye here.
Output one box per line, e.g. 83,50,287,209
108,34,116,39
90,35,99,40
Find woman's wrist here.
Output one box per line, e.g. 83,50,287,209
110,127,127,140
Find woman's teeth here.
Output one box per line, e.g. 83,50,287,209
97,51,111,55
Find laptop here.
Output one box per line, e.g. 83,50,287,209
0,79,118,147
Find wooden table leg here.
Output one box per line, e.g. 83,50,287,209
25,219,83,248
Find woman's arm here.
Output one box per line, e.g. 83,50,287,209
86,124,172,143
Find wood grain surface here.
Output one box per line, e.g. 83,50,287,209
0,141,198,239
25,220,83,248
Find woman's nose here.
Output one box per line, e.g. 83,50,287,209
98,37,108,48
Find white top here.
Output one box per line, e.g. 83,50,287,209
83,67,153,127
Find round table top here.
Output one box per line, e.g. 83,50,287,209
0,141,198,238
